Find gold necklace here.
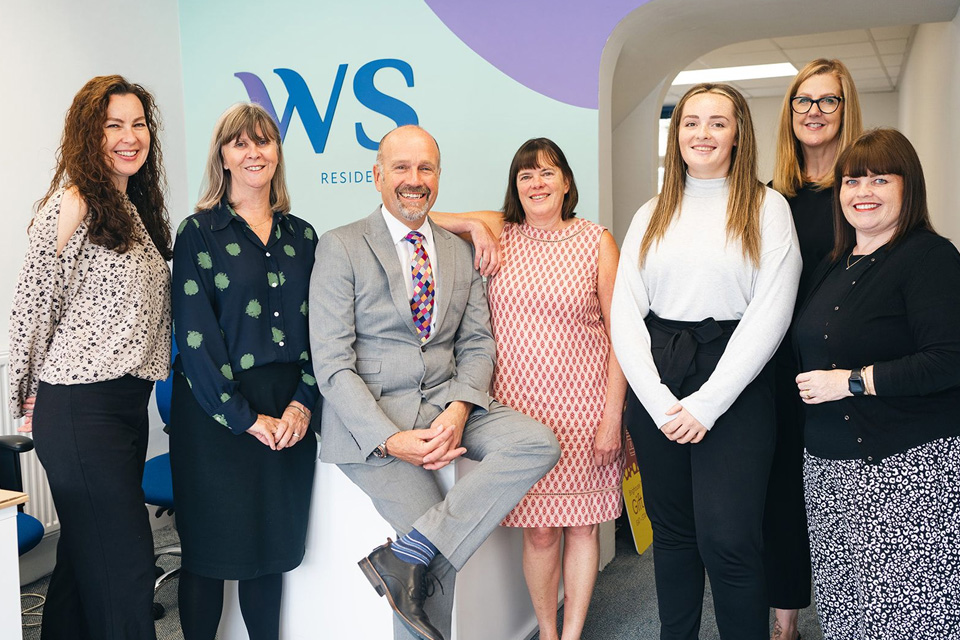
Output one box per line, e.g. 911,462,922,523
846,252,867,270
248,217,272,229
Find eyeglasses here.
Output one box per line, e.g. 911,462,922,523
791,95,843,114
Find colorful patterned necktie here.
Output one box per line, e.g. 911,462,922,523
404,231,435,342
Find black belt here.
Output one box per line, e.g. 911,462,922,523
646,313,738,396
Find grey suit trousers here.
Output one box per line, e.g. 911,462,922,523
339,400,559,640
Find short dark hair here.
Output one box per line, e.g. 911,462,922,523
831,128,934,261
502,138,578,224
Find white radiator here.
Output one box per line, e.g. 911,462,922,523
0,350,60,531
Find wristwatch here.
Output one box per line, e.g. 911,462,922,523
373,439,388,459
848,368,866,396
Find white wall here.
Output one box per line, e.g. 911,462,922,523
0,0,188,457
899,13,960,243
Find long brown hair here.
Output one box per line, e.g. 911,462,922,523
40,75,172,260
830,128,933,261
773,59,863,198
640,83,764,267
195,103,291,214
501,138,579,224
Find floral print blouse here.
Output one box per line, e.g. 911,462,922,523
8,188,172,418
172,200,319,434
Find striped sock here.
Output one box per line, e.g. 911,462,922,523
390,528,438,566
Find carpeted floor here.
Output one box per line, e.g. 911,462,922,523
19,524,183,640
531,521,823,640
20,520,822,639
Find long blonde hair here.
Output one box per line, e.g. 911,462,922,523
640,83,764,267
195,103,291,213
772,59,863,198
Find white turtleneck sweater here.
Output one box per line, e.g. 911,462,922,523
611,175,801,430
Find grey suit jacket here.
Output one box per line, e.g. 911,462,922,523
309,207,496,465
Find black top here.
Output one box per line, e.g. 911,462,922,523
772,183,835,424
795,253,873,458
795,230,960,463
171,201,320,434
788,184,835,304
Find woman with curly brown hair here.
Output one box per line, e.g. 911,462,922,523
9,75,172,640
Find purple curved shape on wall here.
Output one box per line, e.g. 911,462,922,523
423,0,652,109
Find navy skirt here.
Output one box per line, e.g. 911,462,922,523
169,362,317,580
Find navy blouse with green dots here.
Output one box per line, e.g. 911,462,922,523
172,200,320,434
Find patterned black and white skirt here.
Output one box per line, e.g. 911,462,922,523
803,437,960,640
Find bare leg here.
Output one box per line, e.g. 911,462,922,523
772,608,800,639
559,524,599,640
522,527,563,640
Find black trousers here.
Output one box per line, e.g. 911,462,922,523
32,376,157,640
626,316,775,640
762,345,812,609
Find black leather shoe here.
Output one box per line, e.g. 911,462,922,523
359,540,444,640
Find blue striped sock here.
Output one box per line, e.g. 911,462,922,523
390,528,438,566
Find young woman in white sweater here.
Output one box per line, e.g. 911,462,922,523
611,83,801,639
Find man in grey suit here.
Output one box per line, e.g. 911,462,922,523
309,125,560,640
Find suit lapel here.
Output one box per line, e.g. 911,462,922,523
364,209,420,338
430,220,454,335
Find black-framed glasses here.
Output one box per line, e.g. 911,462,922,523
791,95,843,114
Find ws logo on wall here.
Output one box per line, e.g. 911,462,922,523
236,58,419,155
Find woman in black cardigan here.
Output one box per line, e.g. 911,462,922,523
794,128,960,640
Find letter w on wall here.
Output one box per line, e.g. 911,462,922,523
235,67,348,154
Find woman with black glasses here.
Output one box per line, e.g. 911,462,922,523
764,58,863,640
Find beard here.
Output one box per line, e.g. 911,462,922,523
394,184,432,221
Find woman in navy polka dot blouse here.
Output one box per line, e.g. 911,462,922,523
169,103,319,640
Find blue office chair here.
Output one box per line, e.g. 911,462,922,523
142,342,180,620
0,435,44,555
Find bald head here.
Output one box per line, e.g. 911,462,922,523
376,125,441,172
373,125,442,227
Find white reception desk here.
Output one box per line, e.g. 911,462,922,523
218,444,549,639
1,490,27,640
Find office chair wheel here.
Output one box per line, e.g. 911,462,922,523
152,602,166,621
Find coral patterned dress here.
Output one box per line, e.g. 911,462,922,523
492,218,623,528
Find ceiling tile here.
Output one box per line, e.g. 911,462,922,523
851,68,893,81
708,38,781,54
785,42,877,62
805,55,878,70
875,38,908,54
697,50,791,68
881,53,905,67
773,29,870,48
870,25,916,40
733,77,793,90
854,78,895,91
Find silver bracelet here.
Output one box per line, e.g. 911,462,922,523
288,404,310,418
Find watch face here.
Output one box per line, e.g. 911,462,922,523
849,374,865,395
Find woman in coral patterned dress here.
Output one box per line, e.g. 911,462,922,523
432,138,626,640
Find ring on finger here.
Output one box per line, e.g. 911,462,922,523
293,432,300,439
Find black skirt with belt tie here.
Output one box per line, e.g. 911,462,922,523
625,313,776,640
169,361,317,580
